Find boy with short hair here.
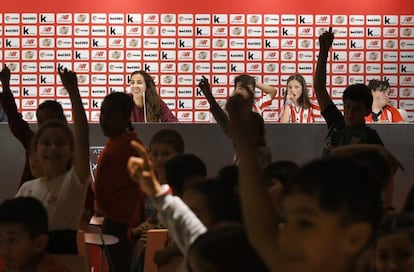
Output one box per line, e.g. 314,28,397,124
0,197,69,272
314,28,384,157
224,89,383,271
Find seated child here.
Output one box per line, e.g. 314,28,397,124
375,213,414,272
0,197,69,272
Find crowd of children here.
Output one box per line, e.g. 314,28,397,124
0,28,412,272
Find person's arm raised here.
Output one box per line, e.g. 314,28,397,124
198,76,231,137
226,93,285,271
256,82,277,99
58,67,90,183
314,27,335,112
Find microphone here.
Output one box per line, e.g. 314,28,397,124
143,91,147,123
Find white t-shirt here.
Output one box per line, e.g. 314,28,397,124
16,167,87,230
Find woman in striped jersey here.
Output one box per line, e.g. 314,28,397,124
279,74,321,123
365,79,404,123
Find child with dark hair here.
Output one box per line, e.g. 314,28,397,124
225,90,383,272
0,65,68,186
264,160,299,214
366,79,403,123
187,226,268,272
375,213,414,272
314,28,384,157
94,91,146,272
16,68,89,254
148,128,185,184
165,153,207,197
279,74,321,123
0,197,69,271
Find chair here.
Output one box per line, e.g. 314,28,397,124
398,108,409,122
143,229,169,272
84,232,119,272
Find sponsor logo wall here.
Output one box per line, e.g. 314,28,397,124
1,13,413,122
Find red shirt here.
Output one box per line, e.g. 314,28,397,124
365,105,403,123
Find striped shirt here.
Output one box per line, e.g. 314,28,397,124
365,105,403,123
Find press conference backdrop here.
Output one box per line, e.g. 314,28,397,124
1,0,413,123
1,123,413,211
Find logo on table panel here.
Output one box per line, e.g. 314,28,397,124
281,51,296,61
126,13,142,24
332,64,347,74
195,111,210,122
263,111,279,122
264,14,279,25
366,15,381,25
400,100,414,110
91,50,107,60
365,39,380,50
211,51,226,61
401,76,414,86
349,15,365,25
263,76,279,86
281,14,296,25
332,76,347,86
177,112,193,122
298,63,312,74
366,27,381,37
366,51,381,62
333,15,347,25
383,28,398,37
195,39,210,49
331,88,345,98
108,26,124,36
384,39,398,49
93,62,107,72
75,14,89,24
4,13,20,23
212,63,227,73
349,64,363,73
194,99,210,110
213,39,227,49
247,14,262,24
74,63,89,73
108,75,124,85
4,26,19,36
366,64,381,74
229,39,244,49
91,14,107,24
382,64,398,74
265,63,278,73
21,86,37,96
178,38,193,48
195,14,210,24
177,75,193,85
281,39,296,49
39,26,54,36
161,14,175,24
126,38,141,48
126,26,141,36
195,26,211,36
160,26,176,36
164,99,177,109
247,27,262,37
400,88,414,98
281,63,296,73
230,14,245,24
160,87,177,97
91,26,107,36
178,87,196,98
143,14,159,24
229,51,244,61
22,99,38,109
247,51,262,61
178,14,193,24
297,27,313,37
178,26,193,36
247,39,262,49
91,87,107,97
211,87,227,97
315,15,331,25
178,63,192,73
247,63,262,73
39,87,55,96
298,39,312,49
401,40,414,50
195,63,211,73
109,14,124,24
77,74,89,85
401,16,414,25
211,14,227,24
56,26,71,36
108,63,124,73
21,74,37,85
349,27,364,37
109,38,124,48
22,13,37,23
39,50,55,60
73,38,89,48
177,51,192,60
125,63,141,72
21,25,37,36
349,52,364,61
4,50,20,60
402,28,414,37
91,75,107,84
264,51,279,61
55,13,72,24
263,27,279,37
22,63,37,73
160,63,176,73
4,37,20,48
22,50,36,60
143,50,158,61
160,75,175,85
143,39,159,48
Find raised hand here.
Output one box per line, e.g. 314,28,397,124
198,75,213,99
58,66,78,94
319,27,334,52
127,140,162,197
0,65,11,89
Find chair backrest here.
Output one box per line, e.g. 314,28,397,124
53,254,87,272
398,108,409,122
143,229,169,272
